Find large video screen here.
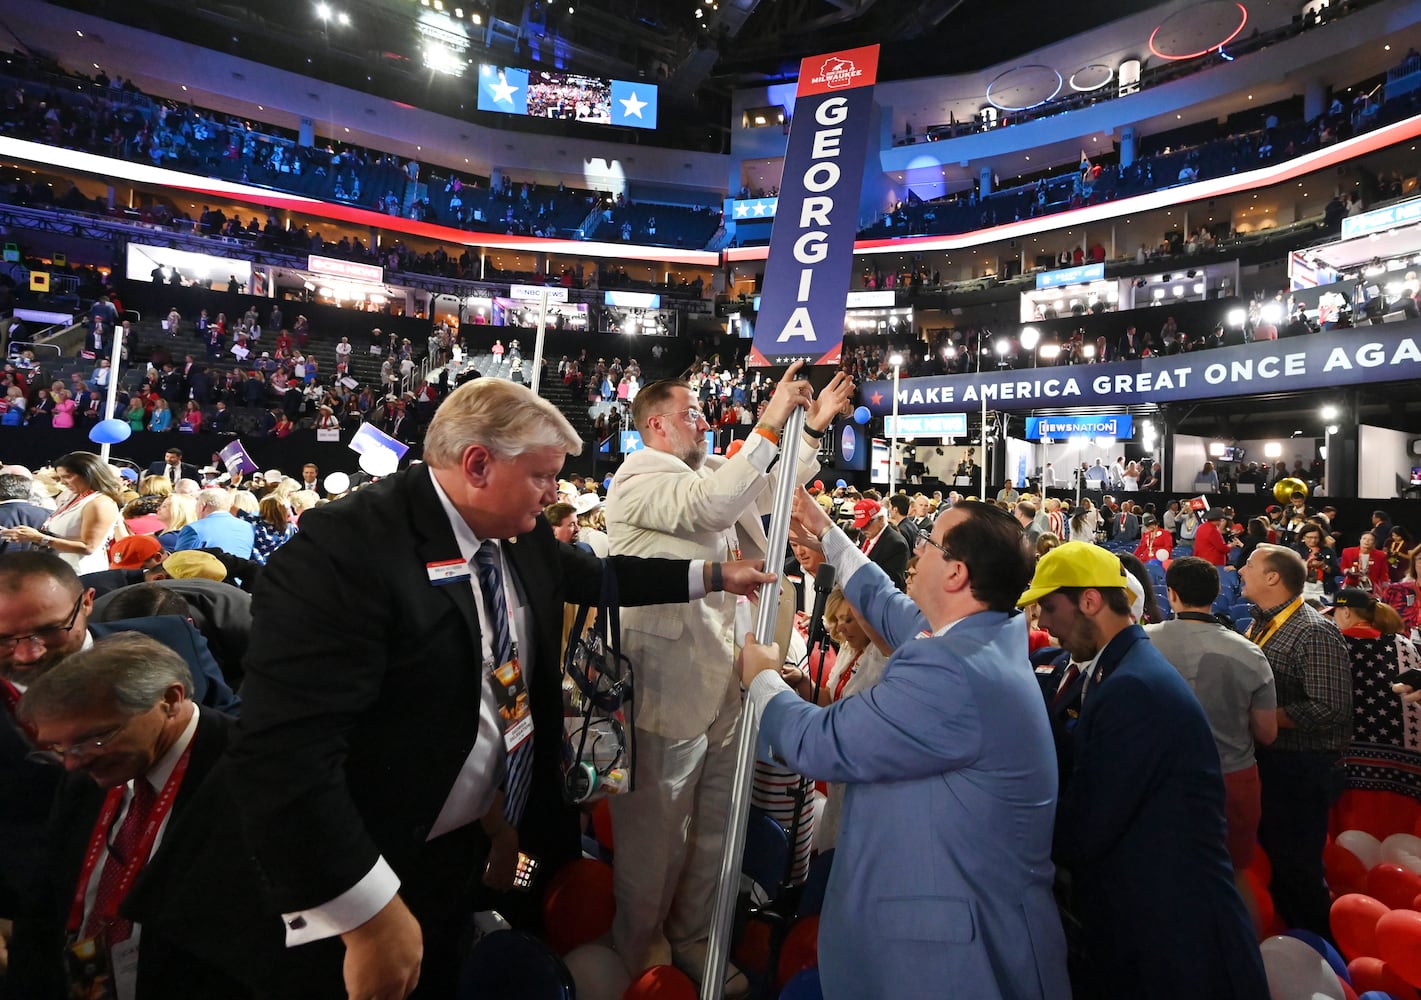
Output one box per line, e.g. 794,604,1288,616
477,65,657,130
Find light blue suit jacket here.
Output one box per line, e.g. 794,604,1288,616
173,511,256,560
757,562,1069,1000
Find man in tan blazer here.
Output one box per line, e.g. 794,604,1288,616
605,362,852,991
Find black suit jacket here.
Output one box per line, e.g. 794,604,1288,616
145,461,199,483
863,522,910,591
8,707,247,999
222,463,696,991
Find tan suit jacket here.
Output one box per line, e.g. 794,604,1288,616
606,432,820,738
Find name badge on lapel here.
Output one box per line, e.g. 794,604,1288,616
427,559,471,586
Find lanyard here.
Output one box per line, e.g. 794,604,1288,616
66,742,194,934
0,677,20,715
1248,596,1303,649
45,491,93,527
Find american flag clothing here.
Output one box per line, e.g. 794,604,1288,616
1343,631,1421,799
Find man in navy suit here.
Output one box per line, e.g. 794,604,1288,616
740,494,1068,1000
0,473,52,550
1026,542,1267,999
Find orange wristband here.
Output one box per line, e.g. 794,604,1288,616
754,425,780,446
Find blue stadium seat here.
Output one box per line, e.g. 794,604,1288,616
458,930,574,999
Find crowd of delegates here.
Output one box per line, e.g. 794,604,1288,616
3,294,469,446
4,376,1421,999
1,52,720,255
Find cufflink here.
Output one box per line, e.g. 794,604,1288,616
287,916,307,930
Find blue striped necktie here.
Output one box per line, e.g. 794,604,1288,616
474,540,533,825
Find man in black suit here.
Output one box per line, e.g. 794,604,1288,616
0,553,237,949
1117,325,1146,361
147,448,199,488
8,634,246,998
225,378,773,999
850,498,910,590
294,463,324,497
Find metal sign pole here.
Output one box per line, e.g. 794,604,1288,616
98,326,125,463
530,289,548,394
701,405,806,1000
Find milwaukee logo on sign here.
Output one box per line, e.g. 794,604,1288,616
814,57,859,89
796,45,879,97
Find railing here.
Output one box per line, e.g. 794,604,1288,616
9,340,63,357
897,0,1389,146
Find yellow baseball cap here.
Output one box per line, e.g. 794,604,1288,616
162,550,227,581
1018,541,1127,607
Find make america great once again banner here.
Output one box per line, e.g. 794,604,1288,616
861,322,1421,414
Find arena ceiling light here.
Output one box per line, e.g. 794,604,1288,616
1148,1,1248,62
1068,64,1113,93
985,65,1062,113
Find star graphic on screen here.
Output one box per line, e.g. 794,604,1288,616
752,201,767,216
619,91,648,119
488,76,519,105
734,203,749,218
870,392,883,406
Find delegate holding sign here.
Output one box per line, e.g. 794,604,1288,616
861,321,1421,413
749,45,879,368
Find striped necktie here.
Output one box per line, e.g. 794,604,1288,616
473,540,532,825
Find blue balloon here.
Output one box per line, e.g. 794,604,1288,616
1358,993,1398,1000
1282,929,1349,983
853,406,871,425
835,479,847,489
88,418,131,444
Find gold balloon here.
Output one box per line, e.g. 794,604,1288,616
1273,477,1309,504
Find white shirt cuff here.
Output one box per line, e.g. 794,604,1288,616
282,857,401,946
821,524,872,587
748,668,792,714
688,560,707,599
740,432,778,474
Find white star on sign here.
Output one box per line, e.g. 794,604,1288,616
752,201,767,216
619,91,647,119
488,76,519,105
735,203,749,218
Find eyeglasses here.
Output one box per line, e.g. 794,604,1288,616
915,534,956,560
26,717,133,766
0,594,85,655
649,407,705,426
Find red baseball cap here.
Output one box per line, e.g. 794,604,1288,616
110,534,164,569
852,499,881,529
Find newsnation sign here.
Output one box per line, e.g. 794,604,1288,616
861,322,1421,414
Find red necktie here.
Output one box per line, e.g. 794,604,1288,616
85,780,157,944
1052,664,1081,710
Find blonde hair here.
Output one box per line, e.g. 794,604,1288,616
823,588,848,645
423,378,580,467
139,475,173,498
230,489,259,515
290,489,320,513
162,493,198,531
